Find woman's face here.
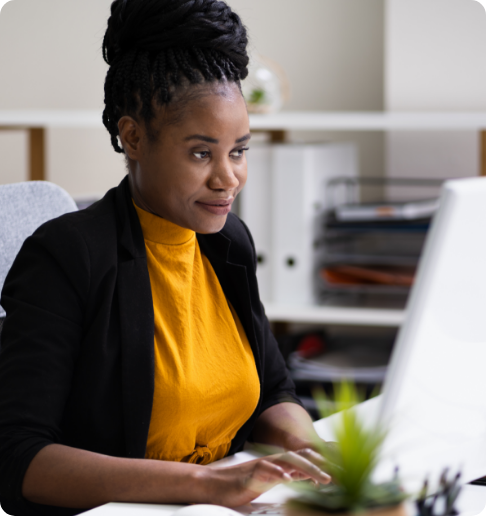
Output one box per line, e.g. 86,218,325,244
119,82,250,234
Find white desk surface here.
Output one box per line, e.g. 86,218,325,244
84,400,486,516
82,476,486,516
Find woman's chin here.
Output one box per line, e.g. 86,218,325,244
194,214,229,235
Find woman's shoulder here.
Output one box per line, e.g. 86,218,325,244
31,187,120,251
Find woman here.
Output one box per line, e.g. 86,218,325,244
0,1,332,515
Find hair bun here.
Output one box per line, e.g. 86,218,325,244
103,0,248,77
102,0,128,66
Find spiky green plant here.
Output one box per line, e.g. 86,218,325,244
287,382,406,514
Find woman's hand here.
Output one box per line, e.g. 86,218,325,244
252,402,332,455
22,443,330,509
205,448,331,508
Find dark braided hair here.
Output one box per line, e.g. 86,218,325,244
102,0,249,153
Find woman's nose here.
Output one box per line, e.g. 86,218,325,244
209,159,240,191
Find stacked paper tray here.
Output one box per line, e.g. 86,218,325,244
288,343,390,384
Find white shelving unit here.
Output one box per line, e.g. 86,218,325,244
250,111,486,131
264,304,405,327
2,109,484,327
2,110,486,129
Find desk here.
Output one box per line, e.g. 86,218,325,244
83,399,486,516
3,111,486,181
82,458,486,516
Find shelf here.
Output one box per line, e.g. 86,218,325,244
2,110,486,130
250,111,486,131
264,303,405,327
0,110,103,128
0,111,103,182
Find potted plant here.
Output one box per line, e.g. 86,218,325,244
286,382,407,516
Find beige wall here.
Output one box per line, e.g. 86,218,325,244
385,0,486,191
0,0,385,197
228,0,384,112
226,0,385,184
0,0,125,196
386,0,486,111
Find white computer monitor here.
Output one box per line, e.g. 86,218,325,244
373,176,486,493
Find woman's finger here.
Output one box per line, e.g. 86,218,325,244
289,470,312,481
245,460,292,495
291,447,331,476
295,448,329,467
273,450,331,484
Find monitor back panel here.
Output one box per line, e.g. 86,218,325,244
377,177,486,494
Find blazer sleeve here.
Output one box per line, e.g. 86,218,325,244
0,218,90,503
238,218,303,415
257,303,303,415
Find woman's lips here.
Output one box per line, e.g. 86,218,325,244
196,199,233,216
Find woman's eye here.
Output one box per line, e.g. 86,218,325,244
193,151,210,159
230,147,250,158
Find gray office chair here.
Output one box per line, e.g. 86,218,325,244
0,181,78,347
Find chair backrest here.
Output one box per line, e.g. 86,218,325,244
0,181,78,318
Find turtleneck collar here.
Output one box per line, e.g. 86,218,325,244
133,201,195,246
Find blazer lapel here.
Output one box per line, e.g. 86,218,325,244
115,179,155,458
197,232,262,379
227,262,262,379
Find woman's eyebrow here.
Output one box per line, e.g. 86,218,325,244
184,133,252,144
235,133,251,144
184,134,219,144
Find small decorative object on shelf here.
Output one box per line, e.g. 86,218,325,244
415,470,462,516
286,382,407,516
242,54,289,114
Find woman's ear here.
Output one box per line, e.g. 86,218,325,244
118,116,142,159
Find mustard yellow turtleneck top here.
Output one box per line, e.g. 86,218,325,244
133,203,260,465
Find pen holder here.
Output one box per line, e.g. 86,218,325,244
415,469,462,516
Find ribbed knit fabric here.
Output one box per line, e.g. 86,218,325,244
0,181,77,317
133,203,260,465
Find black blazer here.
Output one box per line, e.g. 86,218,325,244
0,177,300,516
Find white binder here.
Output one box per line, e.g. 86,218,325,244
271,143,358,305
239,144,273,303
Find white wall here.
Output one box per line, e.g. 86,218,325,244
385,0,486,194
0,0,384,197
